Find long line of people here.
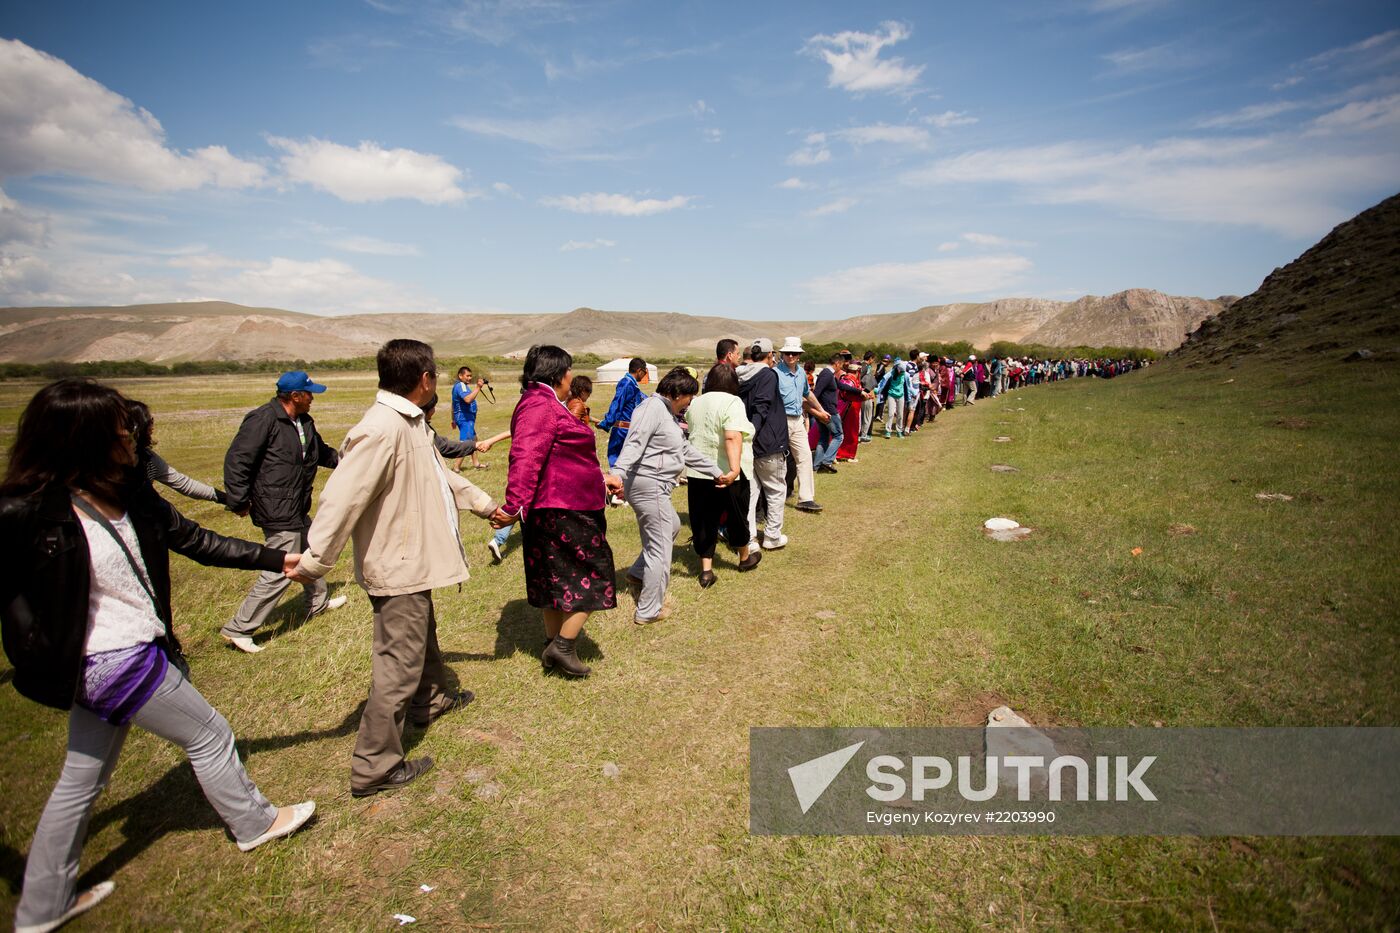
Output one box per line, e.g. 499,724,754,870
0,335,1142,930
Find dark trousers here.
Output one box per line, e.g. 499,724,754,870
688,475,752,557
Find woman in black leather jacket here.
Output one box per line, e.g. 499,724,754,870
1,380,316,933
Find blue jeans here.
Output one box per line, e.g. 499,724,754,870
814,413,843,467
492,525,511,547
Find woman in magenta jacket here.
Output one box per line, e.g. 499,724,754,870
495,345,624,678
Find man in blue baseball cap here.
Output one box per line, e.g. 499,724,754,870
220,371,344,652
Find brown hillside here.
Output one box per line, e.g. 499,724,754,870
0,289,1231,363
1174,192,1400,364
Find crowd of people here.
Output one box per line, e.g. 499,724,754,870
0,334,1141,930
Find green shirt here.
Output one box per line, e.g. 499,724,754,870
684,391,754,480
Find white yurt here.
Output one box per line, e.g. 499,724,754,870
595,358,659,384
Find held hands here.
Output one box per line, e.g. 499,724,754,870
604,473,625,500
488,507,517,529
714,469,740,488
477,440,493,453
284,553,315,585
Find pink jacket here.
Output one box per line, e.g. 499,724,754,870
504,383,608,516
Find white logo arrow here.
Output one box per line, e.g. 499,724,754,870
787,741,866,814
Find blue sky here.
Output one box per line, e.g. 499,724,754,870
1,0,1397,319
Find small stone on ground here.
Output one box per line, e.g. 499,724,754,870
990,464,1020,473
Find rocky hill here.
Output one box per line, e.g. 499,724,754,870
0,289,1233,363
1174,193,1400,364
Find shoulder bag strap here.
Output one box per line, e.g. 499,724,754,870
70,493,162,619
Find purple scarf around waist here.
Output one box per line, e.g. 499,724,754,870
79,641,168,724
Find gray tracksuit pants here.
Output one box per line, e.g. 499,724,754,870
15,665,276,928
223,525,327,638
625,475,680,621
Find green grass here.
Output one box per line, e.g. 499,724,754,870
0,357,1396,930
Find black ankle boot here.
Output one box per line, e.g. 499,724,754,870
542,635,591,677
541,636,556,669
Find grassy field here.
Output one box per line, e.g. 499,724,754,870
0,357,1397,930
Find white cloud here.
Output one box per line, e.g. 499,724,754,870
268,136,468,204
330,235,421,256
0,188,49,247
936,241,959,252
1306,93,1400,135
450,110,663,155
777,177,810,190
539,192,693,216
800,254,1032,304
0,38,267,191
1303,29,1400,70
560,238,617,251
803,21,924,95
902,135,1400,236
180,254,424,313
703,127,724,143
830,123,930,146
786,144,831,166
1101,43,1183,75
807,197,858,217
961,232,1033,247
1196,100,1305,129
1271,75,1305,91
923,110,979,129
430,0,589,45
492,181,521,197
691,99,715,118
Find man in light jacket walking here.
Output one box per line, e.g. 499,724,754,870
291,340,503,798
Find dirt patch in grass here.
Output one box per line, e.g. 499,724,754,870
1274,416,1314,429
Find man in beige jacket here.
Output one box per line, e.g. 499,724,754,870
292,339,503,797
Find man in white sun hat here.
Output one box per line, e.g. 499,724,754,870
773,336,824,514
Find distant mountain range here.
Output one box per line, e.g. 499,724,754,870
0,288,1234,363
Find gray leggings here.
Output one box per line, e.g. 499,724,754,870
16,664,276,928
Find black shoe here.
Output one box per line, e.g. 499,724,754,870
816,464,837,474
541,636,556,669
409,690,474,728
352,756,434,798
737,552,762,572
795,500,823,513
699,570,718,588
542,634,591,677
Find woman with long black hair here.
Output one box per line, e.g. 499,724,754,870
126,398,226,503
1,380,315,933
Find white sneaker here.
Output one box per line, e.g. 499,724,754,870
487,537,503,562
306,595,348,621
223,634,264,654
237,801,316,852
761,534,788,550
16,881,115,933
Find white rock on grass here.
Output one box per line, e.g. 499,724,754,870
984,517,1020,531
985,706,1059,795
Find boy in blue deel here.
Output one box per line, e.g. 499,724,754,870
597,357,650,476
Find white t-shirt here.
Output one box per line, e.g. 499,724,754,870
78,512,165,654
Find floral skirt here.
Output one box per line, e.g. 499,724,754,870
523,508,618,613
